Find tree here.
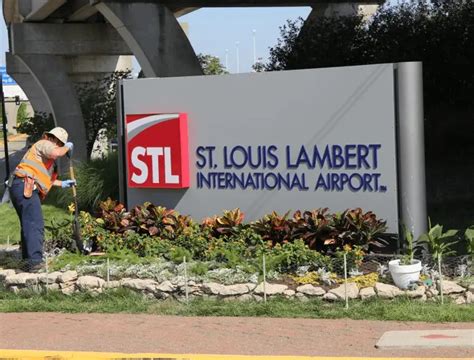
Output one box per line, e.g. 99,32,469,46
16,103,29,128
264,1,474,229
197,53,228,75
16,112,54,145
252,58,266,73
266,2,474,111
75,71,131,158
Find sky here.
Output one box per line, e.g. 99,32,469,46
0,1,404,75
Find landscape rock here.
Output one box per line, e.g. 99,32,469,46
104,280,121,289
417,294,427,302
5,273,39,286
254,282,288,296
76,276,105,291
468,284,474,292
203,282,255,296
465,291,473,304
122,279,158,291
375,282,403,299
323,292,338,301
238,294,254,302
455,296,466,305
38,272,62,284
58,271,78,283
283,289,296,297
426,288,439,298
359,287,376,300
329,283,359,300
156,280,176,292
405,285,426,298
61,285,76,295
0,269,15,280
438,280,465,295
296,284,326,296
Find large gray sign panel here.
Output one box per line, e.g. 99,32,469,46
120,64,400,232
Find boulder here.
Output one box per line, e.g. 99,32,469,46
359,287,376,300
455,296,466,305
238,294,254,302
156,280,176,293
104,280,121,289
5,273,39,286
323,292,338,301
296,284,326,296
406,285,426,298
329,283,359,300
203,282,256,296
283,289,296,297
122,279,158,291
61,285,76,295
253,282,288,296
465,291,473,305
375,282,403,299
0,269,15,281
58,271,78,284
438,280,465,295
76,276,105,291
38,272,62,284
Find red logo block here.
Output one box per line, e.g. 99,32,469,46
126,113,189,189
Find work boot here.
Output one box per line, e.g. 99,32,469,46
27,262,46,273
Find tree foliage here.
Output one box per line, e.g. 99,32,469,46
16,111,54,144
75,71,131,158
266,1,474,111
197,53,228,75
16,103,29,127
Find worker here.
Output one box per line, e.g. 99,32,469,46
8,127,76,273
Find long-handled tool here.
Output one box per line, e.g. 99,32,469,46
68,155,84,253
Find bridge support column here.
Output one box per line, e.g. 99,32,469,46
13,54,88,161
6,53,52,115
91,0,203,77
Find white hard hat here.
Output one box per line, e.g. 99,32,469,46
45,127,68,145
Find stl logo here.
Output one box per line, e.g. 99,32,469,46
126,113,189,188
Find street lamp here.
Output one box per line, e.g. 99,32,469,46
252,29,257,67
0,76,10,183
235,41,240,74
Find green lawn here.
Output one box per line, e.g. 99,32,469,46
0,203,69,244
0,288,472,322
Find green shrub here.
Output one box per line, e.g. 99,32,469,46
168,246,192,264
47,152,119,211
264,239,333,273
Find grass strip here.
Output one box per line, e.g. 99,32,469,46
0,204,69,244
0,288,472,322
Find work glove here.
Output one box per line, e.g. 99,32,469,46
61,179,76,188
64,142,74,155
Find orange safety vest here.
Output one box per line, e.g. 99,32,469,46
14,141,58,199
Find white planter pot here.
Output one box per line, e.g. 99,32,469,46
388,259,422,290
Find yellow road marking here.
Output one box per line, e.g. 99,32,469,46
0,350,471,360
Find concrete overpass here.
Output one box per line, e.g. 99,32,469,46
3,0,384,160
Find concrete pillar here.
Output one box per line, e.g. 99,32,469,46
14,54,88,161
91,0,202,77
6,52,52,115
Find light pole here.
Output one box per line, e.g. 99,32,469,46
235,41,240,74
252,29,257,67
1,76,10,183
225,49,229,72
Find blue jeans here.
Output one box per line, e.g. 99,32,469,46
9,177,44,266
